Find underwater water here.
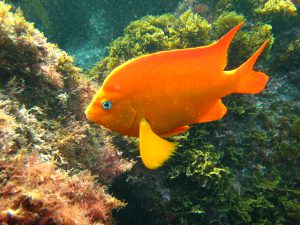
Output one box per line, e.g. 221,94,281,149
0,0,299,225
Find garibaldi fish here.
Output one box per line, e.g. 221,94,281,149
85,22,269,169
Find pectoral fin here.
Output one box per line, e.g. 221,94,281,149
139,118,178,169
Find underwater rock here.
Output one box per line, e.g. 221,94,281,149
0,2,133,224
0,0,133,172
0,149,125,224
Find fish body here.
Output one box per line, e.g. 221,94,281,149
102,48,230,137
85,22,269,169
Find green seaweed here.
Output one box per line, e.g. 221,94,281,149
255,0,297,17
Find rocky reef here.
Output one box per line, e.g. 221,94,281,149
0,0,299,225
0,1,133,224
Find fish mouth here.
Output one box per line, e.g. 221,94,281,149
85,104,137,136
85,112,94,122
85,105,98,123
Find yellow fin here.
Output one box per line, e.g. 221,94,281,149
197,100,227,123
139,118,178,169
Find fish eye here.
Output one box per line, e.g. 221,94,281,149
101,99,112,110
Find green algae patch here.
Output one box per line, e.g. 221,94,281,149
255,0,297,17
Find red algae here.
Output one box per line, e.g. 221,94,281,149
0,151,125,225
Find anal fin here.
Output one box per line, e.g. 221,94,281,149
197,99,227,123
161,125,190,137
139,118,178,169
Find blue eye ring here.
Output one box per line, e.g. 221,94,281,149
101,100,112,110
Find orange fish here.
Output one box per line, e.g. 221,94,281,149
85,22,269,169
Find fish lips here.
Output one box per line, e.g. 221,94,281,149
85,104,96,122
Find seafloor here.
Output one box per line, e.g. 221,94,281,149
0,1,299,225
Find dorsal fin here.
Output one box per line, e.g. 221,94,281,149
208,22,244,70
102,22,244,93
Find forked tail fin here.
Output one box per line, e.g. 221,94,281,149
234,40,269,94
